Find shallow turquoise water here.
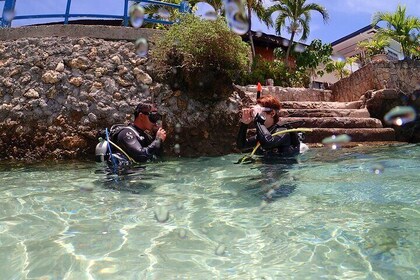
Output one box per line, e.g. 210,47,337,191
0,144,419,279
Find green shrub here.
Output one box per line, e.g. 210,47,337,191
150,14,250,102
241,55,309,87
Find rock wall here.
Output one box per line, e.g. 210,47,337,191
332,60,420,102
0,35,244,161
237,85,332,102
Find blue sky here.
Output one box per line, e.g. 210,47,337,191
2,0,420,44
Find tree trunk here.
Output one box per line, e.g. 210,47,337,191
247,6,255,60
285,31,295,68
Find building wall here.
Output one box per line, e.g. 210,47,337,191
255,45,275,61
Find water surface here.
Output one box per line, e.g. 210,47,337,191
0,144,419,279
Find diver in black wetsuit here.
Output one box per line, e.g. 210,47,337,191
236,94,300,159
96,102,167,166
115,103,166,163
237,94,300,201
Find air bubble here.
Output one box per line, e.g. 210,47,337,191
370,163,384,175
129,5,145,28
383,106,416,126
135,38,148,57
215,244,226,256
179,228,187,239
158,7,170,19
224,0,249,35
294,44,306,53
175,123,182,133
154,206,169,223
194,2,217,21
322,134,351,150
174,144,181,154
259,200,268,211
4,9,16,21
255,31,263,37
176,201,183,209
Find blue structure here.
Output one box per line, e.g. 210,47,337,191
0,0,190,28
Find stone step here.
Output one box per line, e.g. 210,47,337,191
279,117,383,128
280,101,364,109
302,128,396,143
279,108,371,118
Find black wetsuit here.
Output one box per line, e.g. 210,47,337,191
114,124,162,163
237,119,300,158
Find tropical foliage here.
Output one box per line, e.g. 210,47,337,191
325,58,354,80
150,14,250,101
372,4,420,59
267,0,329,65
241,55,310,87
294,39,333,78
357,36,390,58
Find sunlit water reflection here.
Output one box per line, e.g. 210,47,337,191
0,144,419,279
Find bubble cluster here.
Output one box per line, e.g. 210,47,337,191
384,106,416,126
322,134,351,150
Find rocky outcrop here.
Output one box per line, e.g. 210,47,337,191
363,88,420,142
0,36,244,160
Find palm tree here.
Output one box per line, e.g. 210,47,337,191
372,4,420,59
268,0,329,65
325,59,351,80
244,0,273,59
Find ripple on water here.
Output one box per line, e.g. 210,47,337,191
0,148,419,278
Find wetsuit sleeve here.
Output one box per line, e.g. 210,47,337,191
255,122,290,149
117,128,162,162
236,123,258,150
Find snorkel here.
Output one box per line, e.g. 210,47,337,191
257,82,262,99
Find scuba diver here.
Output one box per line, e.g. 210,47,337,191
236,94,307,201
236,94,303,160
95,102,167,167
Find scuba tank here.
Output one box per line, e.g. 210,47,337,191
95,138,109,162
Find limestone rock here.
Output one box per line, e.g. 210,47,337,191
116,77,132,87
55,62,65,72
42,70,60,84
69,57,90,70
61,136,87,149
24,89,39,99
69,77,83,87
111,55,122,65
134,67,153,85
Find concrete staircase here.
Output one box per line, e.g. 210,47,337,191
238,86,396,145
278,100,396,143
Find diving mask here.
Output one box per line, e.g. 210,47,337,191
252,105,274,116
143,111,162,124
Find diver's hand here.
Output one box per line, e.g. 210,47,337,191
156,127,167,142
240,108,253,124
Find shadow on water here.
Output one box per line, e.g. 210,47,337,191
93,163,163,194
241,157,298,202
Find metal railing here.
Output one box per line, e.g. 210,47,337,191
0,0,190,28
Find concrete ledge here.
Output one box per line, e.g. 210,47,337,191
0,24,164,41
